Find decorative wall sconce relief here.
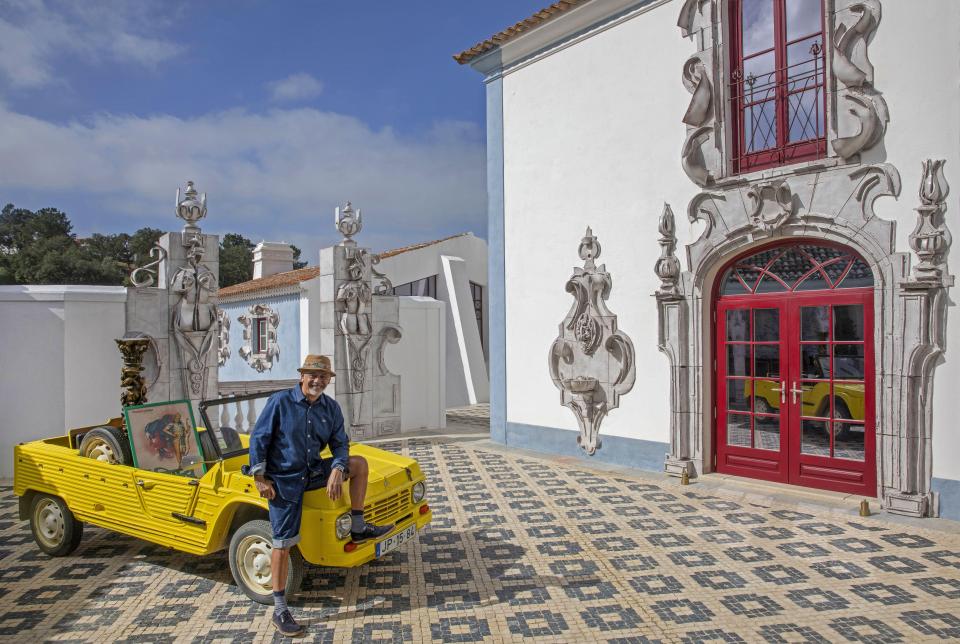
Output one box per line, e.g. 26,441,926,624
548,228,636,454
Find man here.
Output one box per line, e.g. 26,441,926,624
248,354,394,636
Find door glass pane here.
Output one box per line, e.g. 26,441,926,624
833,422,865,461
754,415,780,451
726,310,750,341
801,344,830,379
721,269,750,295
728,379,751,412
801,419,829,455
727,414,752,447
754,345,781,378
770,249,814,288
795,266,829,291
756,274,788,293
741,0,775,55
821,258,850,286
727,345,751,376
834,305,864,340
753,380,781,414
753,309,779,341
832,384,865,421
801,306,829,341
833,345,865,379
801,381,830,418
838,258,873,288
737,267,763,291
785,0,822,40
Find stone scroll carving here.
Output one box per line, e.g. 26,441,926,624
678,0,719,187
216,309,231,366
745,179,794,232
238,303,280,372
832,0,888,159
654,204,682,298
548,228,636,455
908,159,952,285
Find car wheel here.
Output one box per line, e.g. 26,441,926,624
228,519,305,604
834,400,853,439
752,396,775,415
79,426,132,465
30,494,83,556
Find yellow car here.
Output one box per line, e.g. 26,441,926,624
750,379,864,420
14,392,432,604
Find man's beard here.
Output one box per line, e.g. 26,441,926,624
306,383,325,396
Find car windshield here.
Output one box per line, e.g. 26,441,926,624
198,389,282,460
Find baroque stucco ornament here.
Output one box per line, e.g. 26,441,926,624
238,304,280,372
908,160,952,285
549,228,636,455
746,179,794,232
677,0,718,187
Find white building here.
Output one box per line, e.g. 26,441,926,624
459,0,960,519
218,232,488,429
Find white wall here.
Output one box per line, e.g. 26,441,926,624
502,0,696,443
388,297,446,431
0,286,126,479
865,1,960,482
378,234,487,289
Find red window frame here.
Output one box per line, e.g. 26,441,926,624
729,0,827,173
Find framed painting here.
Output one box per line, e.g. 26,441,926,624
123,400,206,477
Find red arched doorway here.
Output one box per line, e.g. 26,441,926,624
714,241,876,496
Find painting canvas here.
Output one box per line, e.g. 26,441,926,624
124,400,206,477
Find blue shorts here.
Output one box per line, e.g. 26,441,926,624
268,458,347,549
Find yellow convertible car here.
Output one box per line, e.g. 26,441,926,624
13,391,432,604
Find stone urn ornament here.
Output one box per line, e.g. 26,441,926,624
548,227,636,454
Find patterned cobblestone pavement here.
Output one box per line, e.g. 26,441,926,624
1,436,959,642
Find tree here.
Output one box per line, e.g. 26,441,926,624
291,244,308,270
220,233,255,288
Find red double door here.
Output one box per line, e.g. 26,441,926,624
715,289,875,495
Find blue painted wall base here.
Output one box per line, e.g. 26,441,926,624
933,477,960,521
501,422,668,473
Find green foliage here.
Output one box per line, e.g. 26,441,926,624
291,244,308,270
219,233,255,288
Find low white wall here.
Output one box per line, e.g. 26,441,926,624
0,286,127,479
389,297,446,431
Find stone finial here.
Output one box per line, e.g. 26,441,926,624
655,203,682,298
176,180,207,234
336,201,363,245
909,159,952,284
578,226,601,270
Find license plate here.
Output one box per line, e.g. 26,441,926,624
375,524,415,558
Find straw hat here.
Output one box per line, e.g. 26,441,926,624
297,354,335,376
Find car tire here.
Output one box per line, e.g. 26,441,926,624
79,426,132,466
228,519,305,604
834,400,853,439
752,396,775,415
30,493,83,556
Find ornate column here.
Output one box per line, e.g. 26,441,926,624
115,337,151,408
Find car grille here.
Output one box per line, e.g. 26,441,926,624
364,488,409,525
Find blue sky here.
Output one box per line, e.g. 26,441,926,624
0,1,548,258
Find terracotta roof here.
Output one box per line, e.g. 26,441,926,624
377,232,473,260
218,265,320,298
454,0,593,65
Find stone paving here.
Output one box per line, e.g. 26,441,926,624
1,435,959,643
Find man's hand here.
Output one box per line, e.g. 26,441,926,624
254,475,275,500
327,468,344,501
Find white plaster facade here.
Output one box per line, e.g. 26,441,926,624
463,0,960,518
0,286,127,479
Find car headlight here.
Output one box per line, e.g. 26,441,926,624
412,481,426,504
335,512,352,540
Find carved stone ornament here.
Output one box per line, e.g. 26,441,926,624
335,201,363,246
217,308,231,366
677,0,719,187
549,228,636,455
238,304,280,372
129,244,168,288
907,159,953,286
655,204,682,298
170,181,220,398
746,179,794,232
832,0,888,159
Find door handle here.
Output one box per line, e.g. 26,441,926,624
769,381,786,405
136,480,155,490
790,381,803,405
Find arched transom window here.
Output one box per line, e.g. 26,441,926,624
720,244,873,296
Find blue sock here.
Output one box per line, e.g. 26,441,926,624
273,590,287,615
351,509,365,532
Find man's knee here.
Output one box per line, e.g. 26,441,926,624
348,455,368,475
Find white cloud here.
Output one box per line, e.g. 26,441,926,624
267,73,324,103
0,0,184,89
0,103,487,244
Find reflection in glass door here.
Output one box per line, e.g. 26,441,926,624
714,243,876,496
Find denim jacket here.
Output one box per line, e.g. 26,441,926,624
248,386,349,501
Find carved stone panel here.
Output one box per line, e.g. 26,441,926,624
549,228,636,454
